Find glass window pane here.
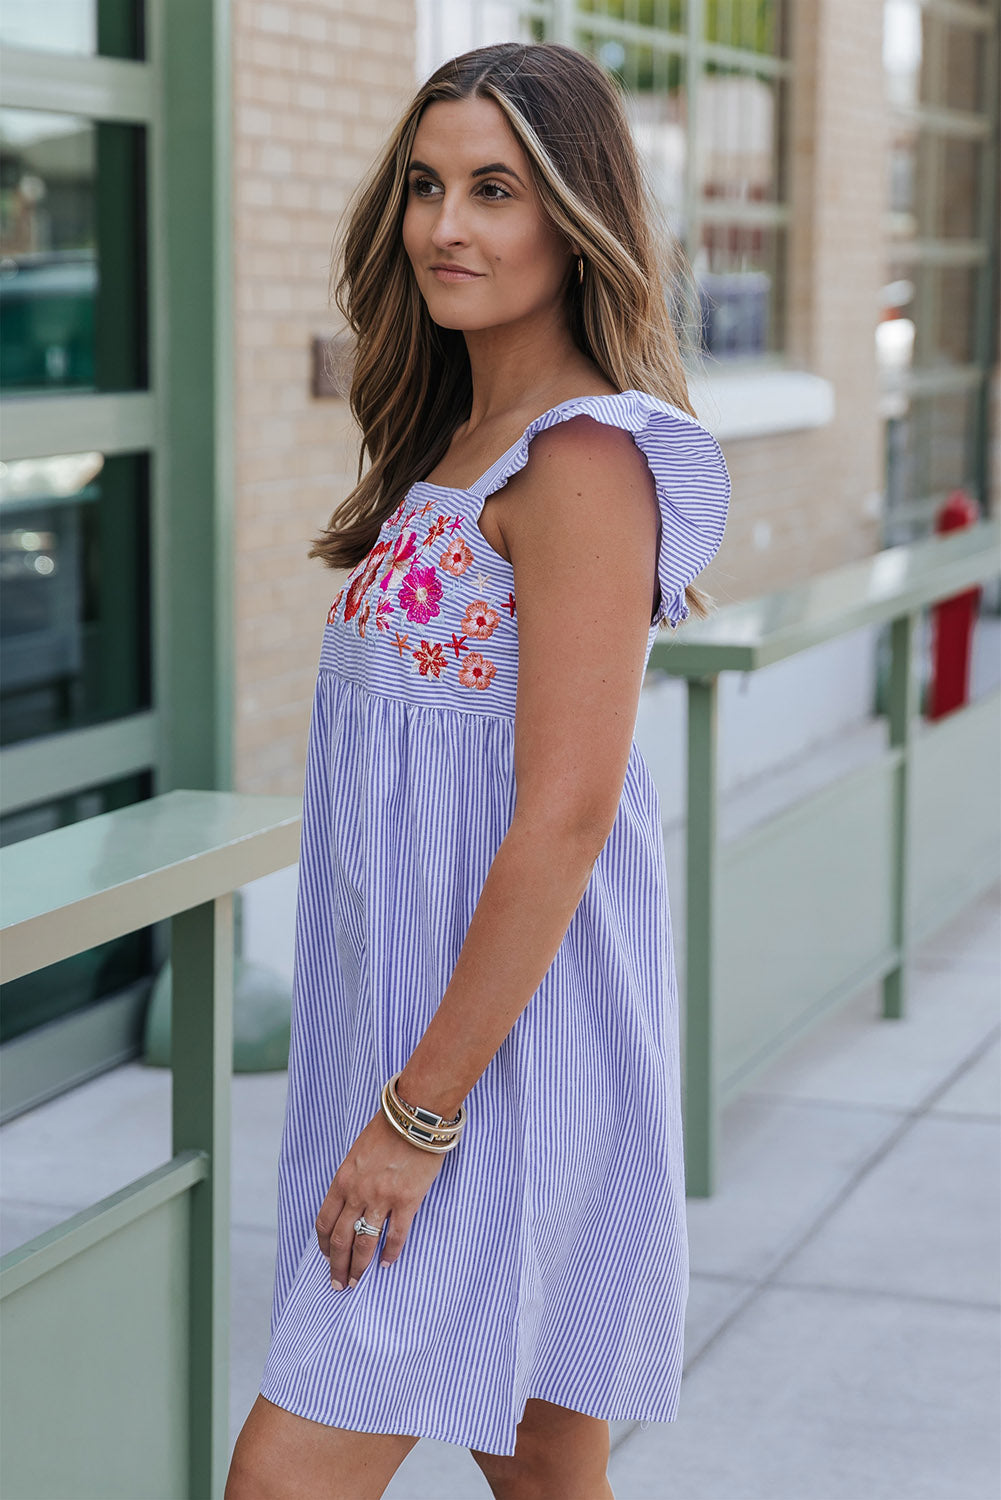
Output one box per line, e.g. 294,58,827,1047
0,771,155,1044
0,0,144,60
885,2,989,115
696,221,785,357
0,108,148,393
576,1,685,38
889,133,985,239
912,263,980,369
939,17,987,114
698,68,785,205
917,389,979,496
0,450,151,746
704,0,787,57
575,27,689,226
880,261,981,380
886,388,980,525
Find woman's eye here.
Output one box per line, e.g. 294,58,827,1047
408,176,510,202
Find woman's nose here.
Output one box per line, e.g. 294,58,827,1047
429,193,470,246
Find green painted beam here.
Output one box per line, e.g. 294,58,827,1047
649,520,1001,677
172,895,233,1499
0,789,301,982
0,712,159,816
682,675,720,1199
0,392,156,462
0,44,153,119
0,1151,207,1295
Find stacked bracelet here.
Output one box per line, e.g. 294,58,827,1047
380,1072,467,1155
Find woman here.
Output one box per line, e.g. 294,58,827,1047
227,40,730,1500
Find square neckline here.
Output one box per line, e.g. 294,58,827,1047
403,388,663,632
411,389,640,498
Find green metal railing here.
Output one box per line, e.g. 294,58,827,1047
0,790,300,1500
649,519,1001,1197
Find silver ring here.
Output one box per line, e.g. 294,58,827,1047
353,1216,381,1237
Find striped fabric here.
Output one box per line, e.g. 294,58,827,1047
259,390,731,1455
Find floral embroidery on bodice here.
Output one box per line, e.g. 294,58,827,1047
322,485,518,714
318,390,731,719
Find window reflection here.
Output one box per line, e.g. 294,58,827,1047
884,0,986,114
0,450,151,745
576,7,789,360
0,108,147,393
0,0,143,60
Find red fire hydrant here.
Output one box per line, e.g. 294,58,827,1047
927,488,981,721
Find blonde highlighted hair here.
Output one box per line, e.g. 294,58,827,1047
310,40,715,624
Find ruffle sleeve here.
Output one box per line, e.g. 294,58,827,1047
476,389,731,629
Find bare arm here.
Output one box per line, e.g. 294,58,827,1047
396,415,660,1119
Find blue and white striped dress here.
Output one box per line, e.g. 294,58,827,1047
259,389,731,1455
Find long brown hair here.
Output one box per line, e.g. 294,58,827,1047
310,40,715,624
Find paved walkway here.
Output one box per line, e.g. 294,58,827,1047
2,890,997,1499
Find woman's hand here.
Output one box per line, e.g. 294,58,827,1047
315,1107,448,1291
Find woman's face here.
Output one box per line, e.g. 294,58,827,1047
401,95,574,335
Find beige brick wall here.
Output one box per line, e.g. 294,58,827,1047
232,0,416,793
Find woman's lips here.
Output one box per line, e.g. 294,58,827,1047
431,267,484,282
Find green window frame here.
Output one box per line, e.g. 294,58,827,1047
881,0,1000,540
0,0,233,1116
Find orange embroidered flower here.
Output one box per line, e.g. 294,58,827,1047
327,586,344,623
458,652,496,690
440,536,474,576
356,601,370,638
461,600,500,639
413,640,449,679
423,515,448,548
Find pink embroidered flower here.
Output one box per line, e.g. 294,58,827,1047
379,530,419,592
461,600,500,639
458,652,497,690
343,540,391,622
398,563,443,624
440,536,474,576
413,639,448,679
374,598,394,631
326,586,344,624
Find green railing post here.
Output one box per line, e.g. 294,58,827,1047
683,674,720,1198
883,611,919,1020
171,893,233,1500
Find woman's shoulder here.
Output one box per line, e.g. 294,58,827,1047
491,385,731,632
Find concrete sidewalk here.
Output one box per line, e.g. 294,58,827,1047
1,887,997,1498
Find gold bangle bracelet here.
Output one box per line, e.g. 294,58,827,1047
388,1072,466,1131
382,1082,464,1145
381,1099,460,1155
380,1083,462,1153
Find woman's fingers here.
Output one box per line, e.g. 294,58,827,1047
325,1208,357,1291
325,1200,419,1290
314,1191,343,1261
377,1203,416,1269
341,1205,388,1290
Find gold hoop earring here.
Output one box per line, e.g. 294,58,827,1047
577,255,584,284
